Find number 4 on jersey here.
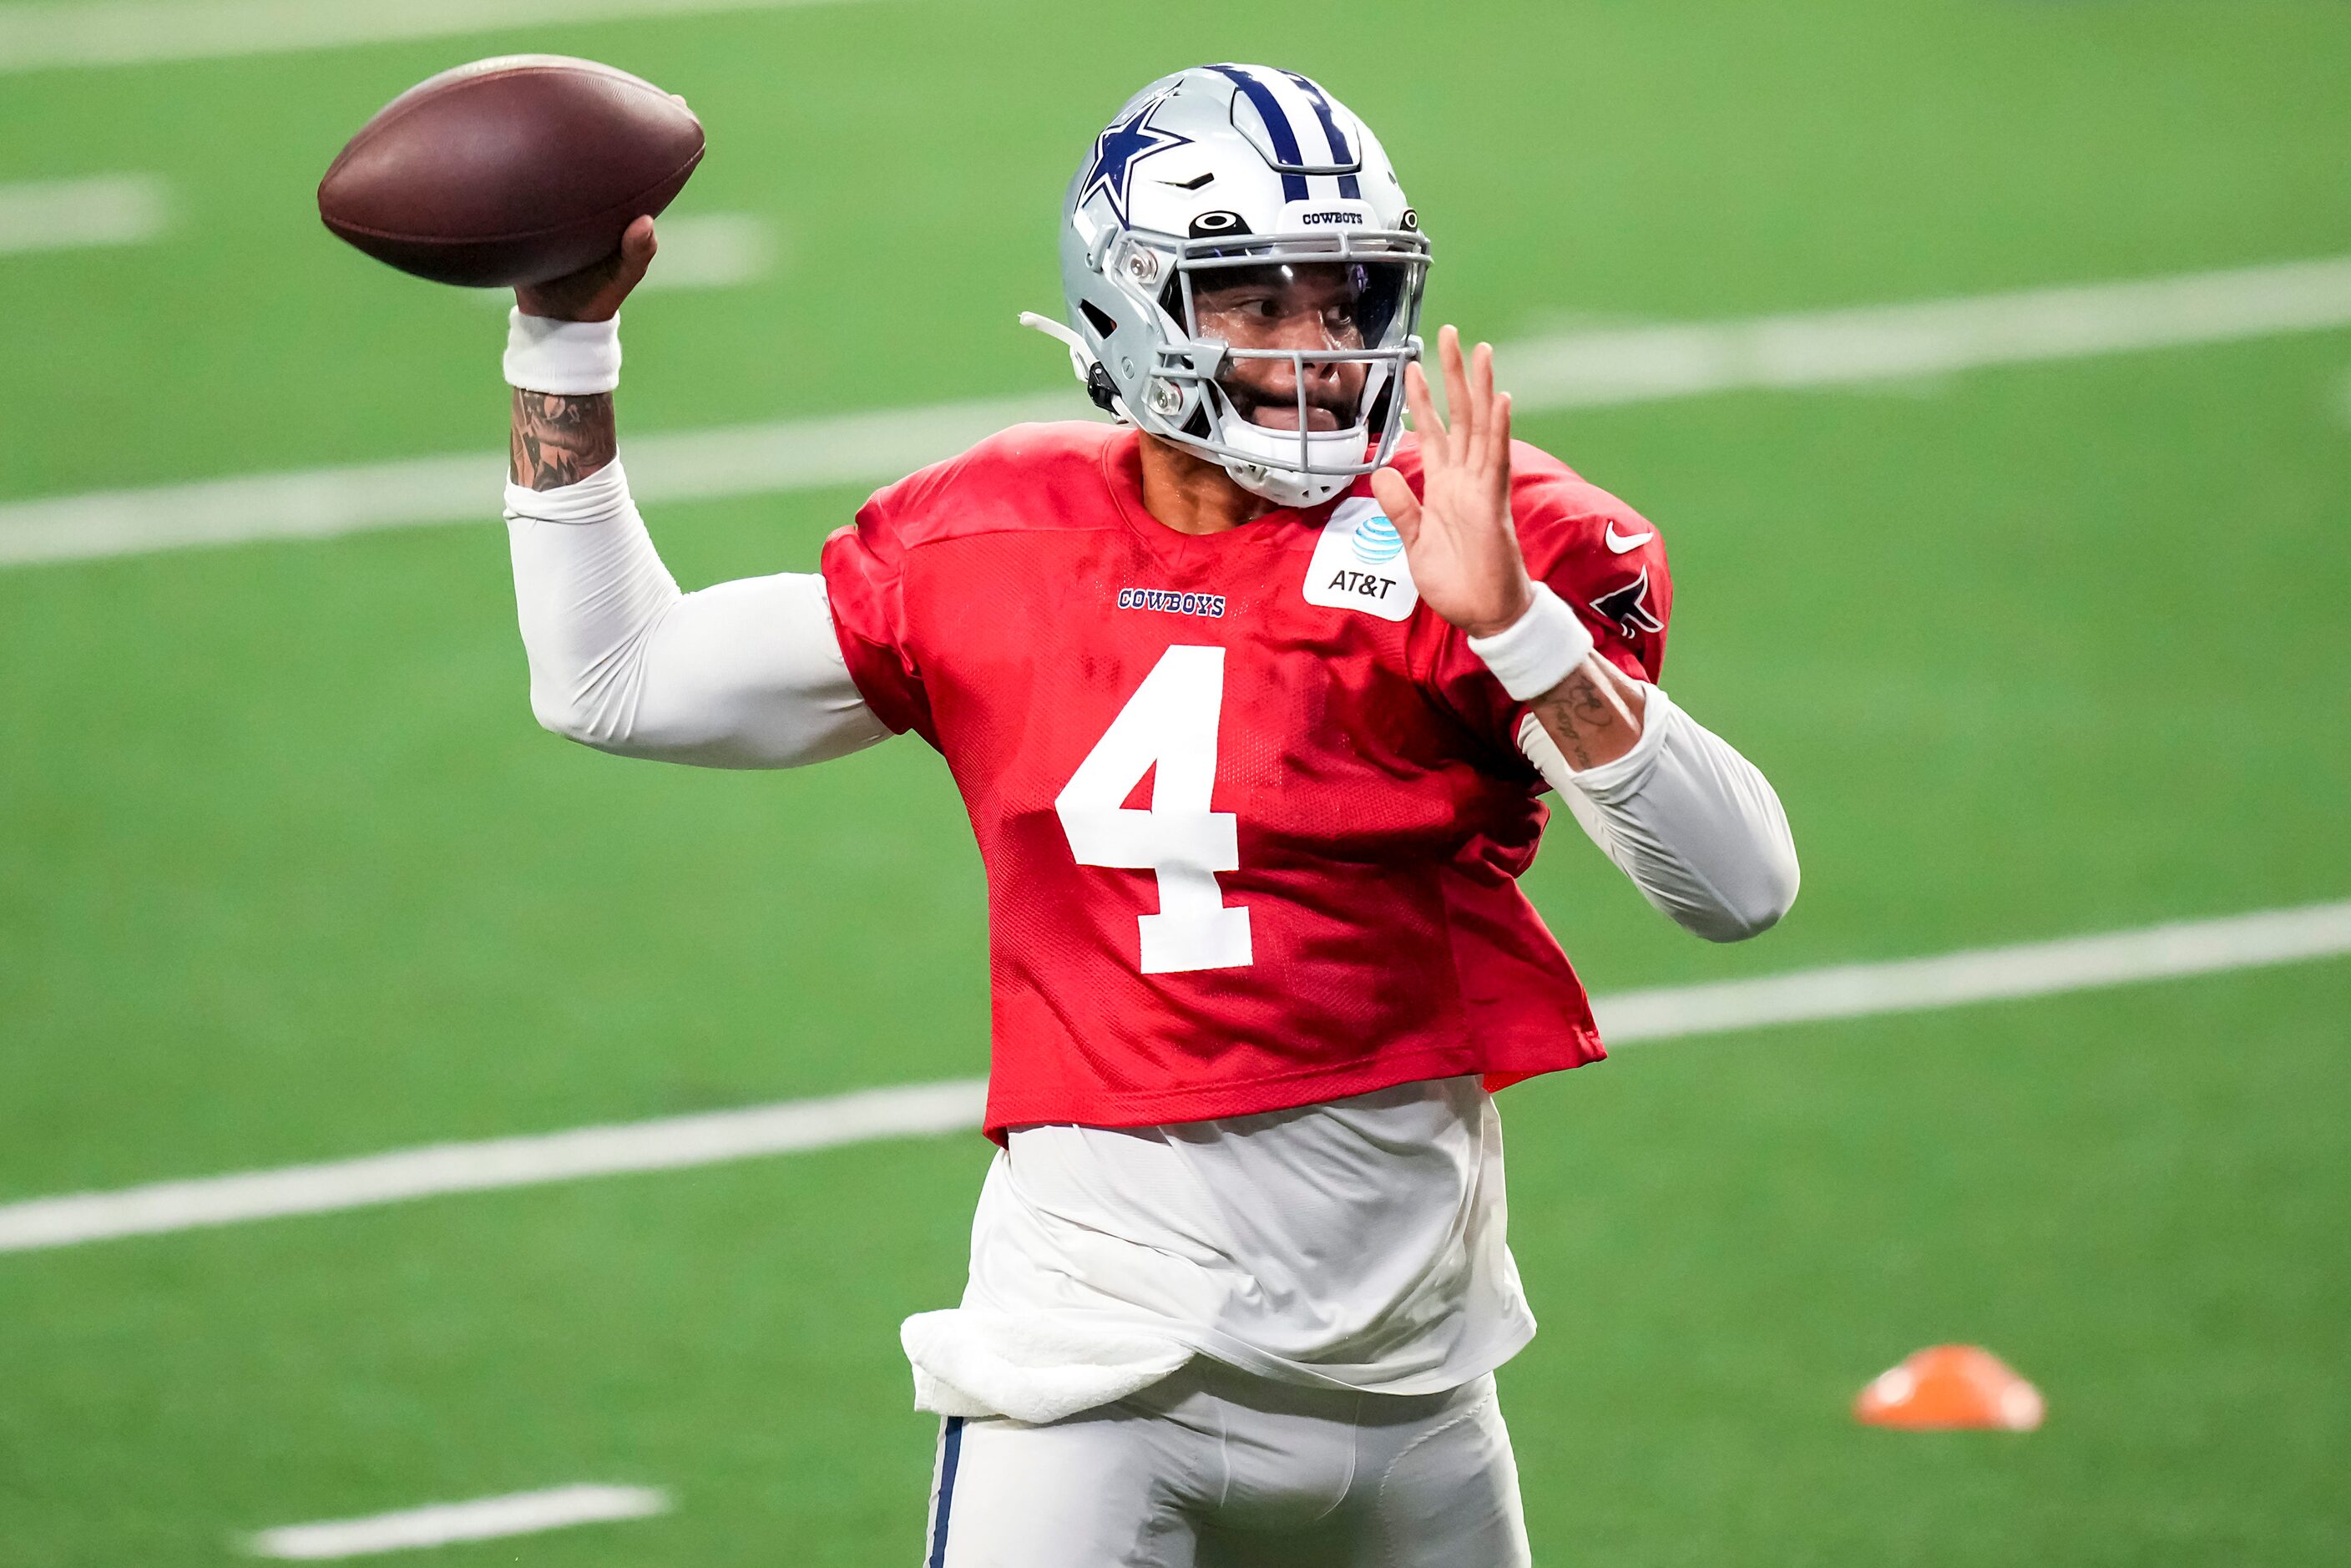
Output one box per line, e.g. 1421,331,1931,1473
1054,645,1253,974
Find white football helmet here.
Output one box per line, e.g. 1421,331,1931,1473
1024,64,1431,508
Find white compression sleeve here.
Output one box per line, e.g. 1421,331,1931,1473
1517,690,1800,943
503,461,891,768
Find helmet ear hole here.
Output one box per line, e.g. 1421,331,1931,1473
1079,299,1120,340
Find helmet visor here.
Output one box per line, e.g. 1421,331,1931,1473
1181,256,1414,353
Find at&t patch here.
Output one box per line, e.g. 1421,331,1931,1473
1302,498,1419,623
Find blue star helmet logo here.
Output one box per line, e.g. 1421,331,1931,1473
1078,94,1191,228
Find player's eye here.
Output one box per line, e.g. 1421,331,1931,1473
1199,293,1277,322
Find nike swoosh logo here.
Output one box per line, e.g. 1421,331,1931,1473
1605,524,1654,554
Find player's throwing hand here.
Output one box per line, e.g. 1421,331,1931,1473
1372,325,1535,640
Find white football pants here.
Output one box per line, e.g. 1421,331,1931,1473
919,1359,1532,1567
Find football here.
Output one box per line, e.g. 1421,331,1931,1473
317,54,704,288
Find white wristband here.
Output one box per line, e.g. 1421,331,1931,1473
1468,580,1595,701
503,308,622,395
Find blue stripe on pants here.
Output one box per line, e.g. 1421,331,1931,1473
926,1415,965,1568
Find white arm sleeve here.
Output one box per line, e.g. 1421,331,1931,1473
1517,688,1800,943
503,459,892,768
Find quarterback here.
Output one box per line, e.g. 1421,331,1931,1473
495,64,1797,1567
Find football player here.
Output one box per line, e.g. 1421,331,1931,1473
497,64,1797,1568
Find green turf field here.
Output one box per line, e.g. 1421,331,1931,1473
3,1,2349,1562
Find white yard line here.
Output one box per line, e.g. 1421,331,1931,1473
0,0,882,74
636,211,776,291
0,1079,988,1254
0,393,1074,568
470,213,779,304
1595,899,2351,1043
5,254,2349,569
2,899,2344,1257
1502,255,2351,407
248,1484,670,1559
0,175,168,254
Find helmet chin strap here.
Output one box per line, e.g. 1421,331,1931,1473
1218,422,1360,508
1224,463,1342,509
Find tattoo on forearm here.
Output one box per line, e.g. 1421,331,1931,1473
1532,665,1634,771
509,390,617,491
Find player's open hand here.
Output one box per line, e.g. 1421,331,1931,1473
513,215,658,322
1371,325,1534,640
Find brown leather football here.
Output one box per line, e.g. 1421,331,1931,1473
318,55,704,288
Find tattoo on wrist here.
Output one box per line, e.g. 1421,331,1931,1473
509,390,616,491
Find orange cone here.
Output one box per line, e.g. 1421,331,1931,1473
1854,1345,2044,1431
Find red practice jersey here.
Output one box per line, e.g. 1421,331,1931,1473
822,423,1672,1136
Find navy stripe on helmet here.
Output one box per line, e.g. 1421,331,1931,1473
1209,64,1310,202
1281,72,1363,200
926,1416,964,1568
